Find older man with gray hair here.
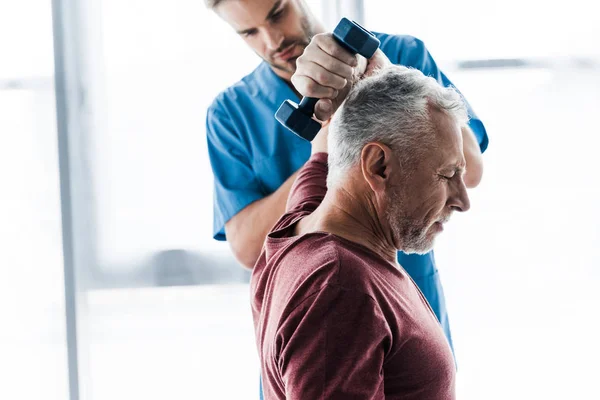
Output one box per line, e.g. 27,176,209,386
250,56,471,398
327,65,470,256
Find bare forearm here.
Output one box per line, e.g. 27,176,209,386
462,125,484,188
248,171,299,237
225,170,299,268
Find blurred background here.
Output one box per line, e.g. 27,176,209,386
0,0,598,399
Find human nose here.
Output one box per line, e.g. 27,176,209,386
262,28,284,51
448,179,471,213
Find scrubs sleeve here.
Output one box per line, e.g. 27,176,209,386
206,104,265,241
398,36,489,153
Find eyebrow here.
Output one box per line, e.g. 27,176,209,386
236,0,283,35
440,163,466,175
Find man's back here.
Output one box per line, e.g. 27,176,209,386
250,154,456,399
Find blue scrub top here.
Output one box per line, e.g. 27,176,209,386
206,32,489,350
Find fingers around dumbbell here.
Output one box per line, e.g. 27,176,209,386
291,74,339,99
303,61,347,90
300,44,354,81
313,33,358,67
314,99,334,122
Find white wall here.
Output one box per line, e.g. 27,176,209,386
365,0,600,62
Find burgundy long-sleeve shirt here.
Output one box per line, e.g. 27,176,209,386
250,153,455,399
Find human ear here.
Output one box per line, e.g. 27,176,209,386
361,143,393,193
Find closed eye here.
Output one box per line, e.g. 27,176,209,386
241,29,258,37
270,9,284,22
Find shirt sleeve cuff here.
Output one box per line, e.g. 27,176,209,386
310,152,328,165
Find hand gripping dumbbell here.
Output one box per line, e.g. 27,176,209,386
275,17,381,141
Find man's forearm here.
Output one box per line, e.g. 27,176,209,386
225,170,299,268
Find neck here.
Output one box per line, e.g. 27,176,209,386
298,184,398,264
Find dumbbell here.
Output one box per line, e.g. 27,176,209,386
275,17,380,141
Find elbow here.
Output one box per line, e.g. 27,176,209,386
461,125,485,189
229,241,261,270
226,225,262,270
464,159,483,189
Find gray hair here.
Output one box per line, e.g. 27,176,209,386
327,65,469,188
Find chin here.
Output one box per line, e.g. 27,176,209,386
401,232,437,255
402,245,434,256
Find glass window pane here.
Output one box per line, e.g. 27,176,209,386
433,65,600,399
0,2,69,399
71,0,330,398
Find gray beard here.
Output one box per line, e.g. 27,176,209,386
387,191,436,255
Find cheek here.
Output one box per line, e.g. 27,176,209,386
419,185,447,219
244,37,267,57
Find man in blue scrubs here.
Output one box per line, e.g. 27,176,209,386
205,0,488,395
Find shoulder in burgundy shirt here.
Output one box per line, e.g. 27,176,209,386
251,153,455,399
